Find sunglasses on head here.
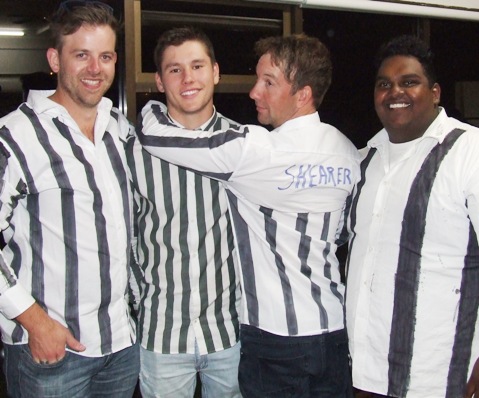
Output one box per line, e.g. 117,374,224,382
57,0,114,15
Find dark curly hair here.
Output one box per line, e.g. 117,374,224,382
374,35,437,87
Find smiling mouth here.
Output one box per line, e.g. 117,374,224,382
389,103,410,109
82,79,102,88
181,89,199,96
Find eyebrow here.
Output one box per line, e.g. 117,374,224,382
163,58,208,69
261,71,280,81
376,73,421,81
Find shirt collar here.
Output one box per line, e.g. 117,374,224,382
27,89,113,116
167,106,217,130
273,112,320,133
26,89,114,140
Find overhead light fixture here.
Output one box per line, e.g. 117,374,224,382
0,29,25,37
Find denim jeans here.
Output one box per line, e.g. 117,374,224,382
139,341,241,398
3,342,139,398
239,325,353,398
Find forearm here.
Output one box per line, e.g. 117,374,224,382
137,100,249,179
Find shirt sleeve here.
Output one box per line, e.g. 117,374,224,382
136,100,258,182
0,140,35,319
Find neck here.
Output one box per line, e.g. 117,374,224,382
169,107,214,130
49,91,98,142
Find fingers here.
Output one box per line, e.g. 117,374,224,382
65,332,86,352
33,354,65,364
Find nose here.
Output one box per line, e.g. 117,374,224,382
390,83,404,95
182,68,194,84
87,57,101,74
249,81,259,100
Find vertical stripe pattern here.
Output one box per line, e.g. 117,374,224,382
129,108,241,355
0,93,135,356
445,222,479,397
387,128,465,396
138,103,359,337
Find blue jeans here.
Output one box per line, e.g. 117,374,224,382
3,342,139,398
239,325,352,398
139,341,241,398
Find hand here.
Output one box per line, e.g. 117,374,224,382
465,357,479,398
16,303,86,364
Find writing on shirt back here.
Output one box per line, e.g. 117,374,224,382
279,164,352,190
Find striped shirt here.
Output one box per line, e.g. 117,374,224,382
0,90,136,357
346,108,479,398
137,101,360,337
128,105,241,355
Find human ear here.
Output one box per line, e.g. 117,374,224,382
432,83,441,106
297,85,313,107
155,72,165,93
213,62,220,85
46,48,60,73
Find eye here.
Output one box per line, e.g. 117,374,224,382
192,64,203,70
375,81,390,89
76,52,86,59
403,79,418,87
101,54,113,62
169,68,181,74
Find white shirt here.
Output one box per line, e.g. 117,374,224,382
128,106,241,355
138,100,360,337
346,108,479,397
0,90,136,356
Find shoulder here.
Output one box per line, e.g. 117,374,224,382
110,107,134,142
0,102,36,140
317,121,360,159
215,111,241,129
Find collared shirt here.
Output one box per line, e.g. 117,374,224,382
0,90,136,357
137,101,360,337
128,105,241,355
346,108,479,397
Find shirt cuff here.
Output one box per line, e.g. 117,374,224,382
0,284,36,319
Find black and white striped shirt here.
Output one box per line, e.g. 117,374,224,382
0,90,136,357
346,109,479,397
128,106,241,355
137,101,360,337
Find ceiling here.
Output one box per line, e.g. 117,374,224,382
0,0,118,37
0,1,59,36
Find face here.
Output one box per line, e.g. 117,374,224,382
47,24,117,111
374,55,440,143
249,53,301,128
156,40,219,127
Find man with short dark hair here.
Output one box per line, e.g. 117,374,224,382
0,2,139,397
128,26,241,398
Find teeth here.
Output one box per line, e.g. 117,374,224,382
83,79,100,85
182,90,198,96
389,103,409,109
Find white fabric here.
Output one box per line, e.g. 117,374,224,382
139,100,360,337
346,108,479,397
128,106,241,355
0,90,136,357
